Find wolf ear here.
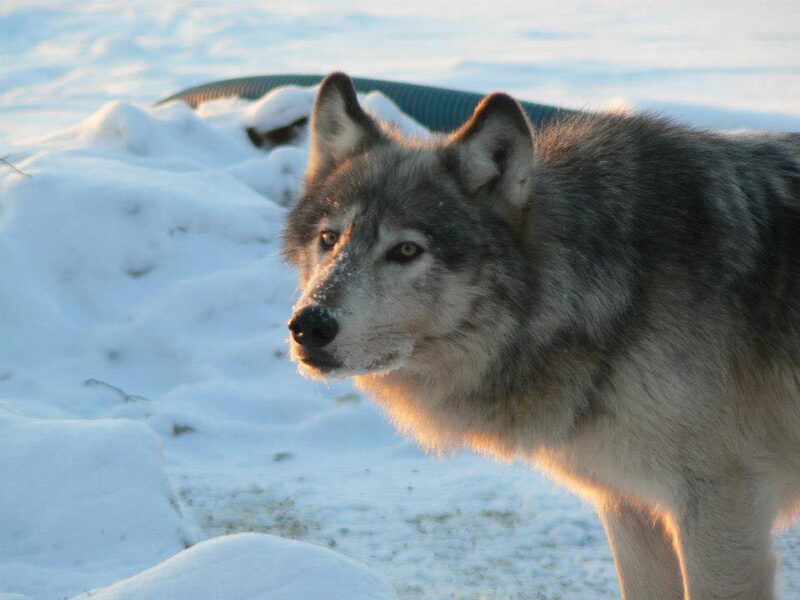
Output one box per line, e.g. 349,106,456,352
307,72,381,180
450,93,535,208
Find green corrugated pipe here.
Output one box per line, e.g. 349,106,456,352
157,74,575,132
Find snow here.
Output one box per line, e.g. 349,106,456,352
0,413,196,599
70,533,396,600
1,2,799,599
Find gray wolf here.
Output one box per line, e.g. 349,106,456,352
283,72,800,599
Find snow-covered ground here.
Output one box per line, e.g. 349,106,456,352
1,2,799,599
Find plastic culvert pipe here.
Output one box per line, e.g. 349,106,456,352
157,73,576,132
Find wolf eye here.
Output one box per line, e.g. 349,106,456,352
386,242,423,263
319,230,338,250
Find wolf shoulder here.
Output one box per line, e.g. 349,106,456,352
526,112,800,402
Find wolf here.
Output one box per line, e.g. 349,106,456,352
283,72,800,599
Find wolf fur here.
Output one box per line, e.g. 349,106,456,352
283,72,800,599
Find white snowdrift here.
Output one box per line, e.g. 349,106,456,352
0,412,196,600
71,533,397,600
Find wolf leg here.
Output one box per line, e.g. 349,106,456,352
674,481,776,600
600,502,684,600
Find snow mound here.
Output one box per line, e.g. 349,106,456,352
243,85,317,132
71,533,397,600
0,413,196,600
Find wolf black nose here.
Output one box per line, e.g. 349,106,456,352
289,306,339,348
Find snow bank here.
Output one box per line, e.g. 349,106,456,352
71,533,397,600
0,412,196,599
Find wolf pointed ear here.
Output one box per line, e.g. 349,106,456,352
307,72,381,180
450,93,535,208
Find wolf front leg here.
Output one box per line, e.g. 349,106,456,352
673,477,777,600
599,501,684,600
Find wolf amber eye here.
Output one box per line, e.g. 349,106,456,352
387,242,423,263
319,230,338,250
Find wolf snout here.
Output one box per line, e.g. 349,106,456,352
288,306,339,348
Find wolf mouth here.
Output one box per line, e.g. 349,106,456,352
298,350,342,373
296,348,407,378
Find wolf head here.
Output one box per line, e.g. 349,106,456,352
283,73,536,385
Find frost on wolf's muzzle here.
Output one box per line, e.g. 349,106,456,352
287,300,415,379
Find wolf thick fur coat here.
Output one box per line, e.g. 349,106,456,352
284,73,800,599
